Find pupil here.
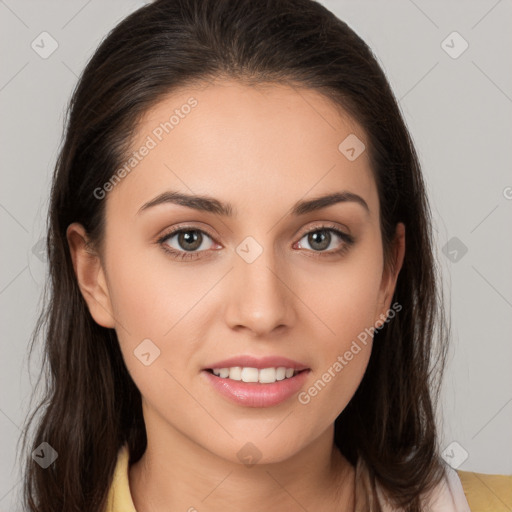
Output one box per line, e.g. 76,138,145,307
180,230,201,250
310,230,329,250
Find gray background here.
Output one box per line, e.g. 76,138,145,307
1,0,511,509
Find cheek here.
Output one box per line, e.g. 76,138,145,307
298,285,375,424
300,343,372,426
106,241,210,339
295,242,382,416
299,242,384,349
104,244,211,391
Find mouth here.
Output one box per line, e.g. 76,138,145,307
204,367,309,384
201,366,311,408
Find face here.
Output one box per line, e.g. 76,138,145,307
68,79,405,466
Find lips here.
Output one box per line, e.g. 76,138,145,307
202,367,310,407
203,355,310,371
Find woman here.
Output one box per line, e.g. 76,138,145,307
20,0,471,510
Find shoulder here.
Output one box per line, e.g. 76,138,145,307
419,463,471,511
357,459,471,511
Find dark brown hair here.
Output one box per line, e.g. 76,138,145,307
19,0,449,510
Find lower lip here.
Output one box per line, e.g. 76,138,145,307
201,369,310,408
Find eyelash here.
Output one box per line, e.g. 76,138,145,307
156,223,355,261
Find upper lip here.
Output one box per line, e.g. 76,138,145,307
203,355,310,371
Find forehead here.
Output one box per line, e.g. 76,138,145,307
107,79,378,220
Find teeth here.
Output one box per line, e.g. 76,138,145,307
241,367,259,382
211,366,299,383
276,367,286,380
228,366,242,380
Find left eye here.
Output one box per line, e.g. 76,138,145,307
296,228,350,252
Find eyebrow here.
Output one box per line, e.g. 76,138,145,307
137,190,370,217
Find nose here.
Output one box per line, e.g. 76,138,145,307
224,241,295,337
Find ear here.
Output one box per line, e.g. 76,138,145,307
66,222,116,328
374,222,406,324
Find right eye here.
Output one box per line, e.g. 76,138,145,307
157,227,219,261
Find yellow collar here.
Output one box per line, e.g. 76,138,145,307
105,445,137,512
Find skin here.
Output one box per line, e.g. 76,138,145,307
67,79,405,511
